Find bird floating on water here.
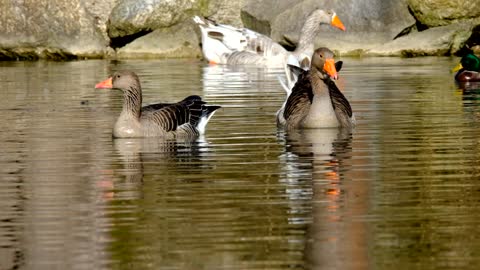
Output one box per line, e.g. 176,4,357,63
95,70,221,139
277,47,355,130
452,53,480,82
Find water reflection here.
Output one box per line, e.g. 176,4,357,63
1,58,480,269
111,138,209,200
279,128,367,269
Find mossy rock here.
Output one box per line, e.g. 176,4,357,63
407,0,480,27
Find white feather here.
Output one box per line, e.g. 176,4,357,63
197,110,219,135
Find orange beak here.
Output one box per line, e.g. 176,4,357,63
331,14,346,31
95,77,113,89
323,58,338,80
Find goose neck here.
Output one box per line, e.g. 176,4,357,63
121,87,142,119
294,15,322,56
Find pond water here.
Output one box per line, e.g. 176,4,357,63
0,57,479,270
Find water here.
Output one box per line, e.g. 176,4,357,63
0,57,479,270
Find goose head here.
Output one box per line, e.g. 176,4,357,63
95,70,141,93
311,47,338,80
309,9,346,31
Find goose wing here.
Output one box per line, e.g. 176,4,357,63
143,96,205,132
194,16,288,64
142,102,171,112
283,72,313,126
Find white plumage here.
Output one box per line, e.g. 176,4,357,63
193,9,345,68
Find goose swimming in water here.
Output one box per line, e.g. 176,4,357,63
95,70,221,138
193,9,345,67
277,47,355,130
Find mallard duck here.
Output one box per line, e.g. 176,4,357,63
193,9,345,67
453,53,480,82
277,47,355,130
95,71,221,138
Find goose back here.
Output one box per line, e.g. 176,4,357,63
140,95,220,138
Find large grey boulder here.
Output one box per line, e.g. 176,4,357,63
108,0,207,38
241,0,303,36
0,0,115,59
116,22,202,58
368,22,475,56
108,0,245,58
407,0,480,27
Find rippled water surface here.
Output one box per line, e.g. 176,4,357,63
1,58,480,270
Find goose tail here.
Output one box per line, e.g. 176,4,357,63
197,105,221,135
181,95,221,135
193,15,210,28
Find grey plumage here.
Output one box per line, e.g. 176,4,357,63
98,70,221,138
277,48,355,130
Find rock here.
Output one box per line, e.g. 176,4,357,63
108,0,206,38
368,22,475,56
208,0,246,28
241,0,302,36
407,0,480,28
465,24,480,53
116,22,202,58
1,0,478,59
108,0,245,56
0,0,115,60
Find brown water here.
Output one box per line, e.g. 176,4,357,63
1,58,479,270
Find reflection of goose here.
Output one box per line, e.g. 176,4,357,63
279,127,352,203
193,9,345,67
285,128,351,160
281,128,359,269
277,48,355,129
95,71,221,138
112,138,208,199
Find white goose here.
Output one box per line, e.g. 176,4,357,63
193,9,345,67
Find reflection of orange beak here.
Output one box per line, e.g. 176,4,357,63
95,77,113,89
323,58,338,80
331,14,346,31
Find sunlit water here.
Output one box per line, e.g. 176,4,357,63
1,58,479,270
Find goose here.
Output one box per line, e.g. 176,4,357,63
277,47,355,130
193,9,345,67
452,53,480,82
95,70,221,138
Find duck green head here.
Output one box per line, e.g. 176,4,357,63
453,53,480,72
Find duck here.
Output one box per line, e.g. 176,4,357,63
277,47,355,130
95,70,221,138
193,9,345,67
453,53,480,82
